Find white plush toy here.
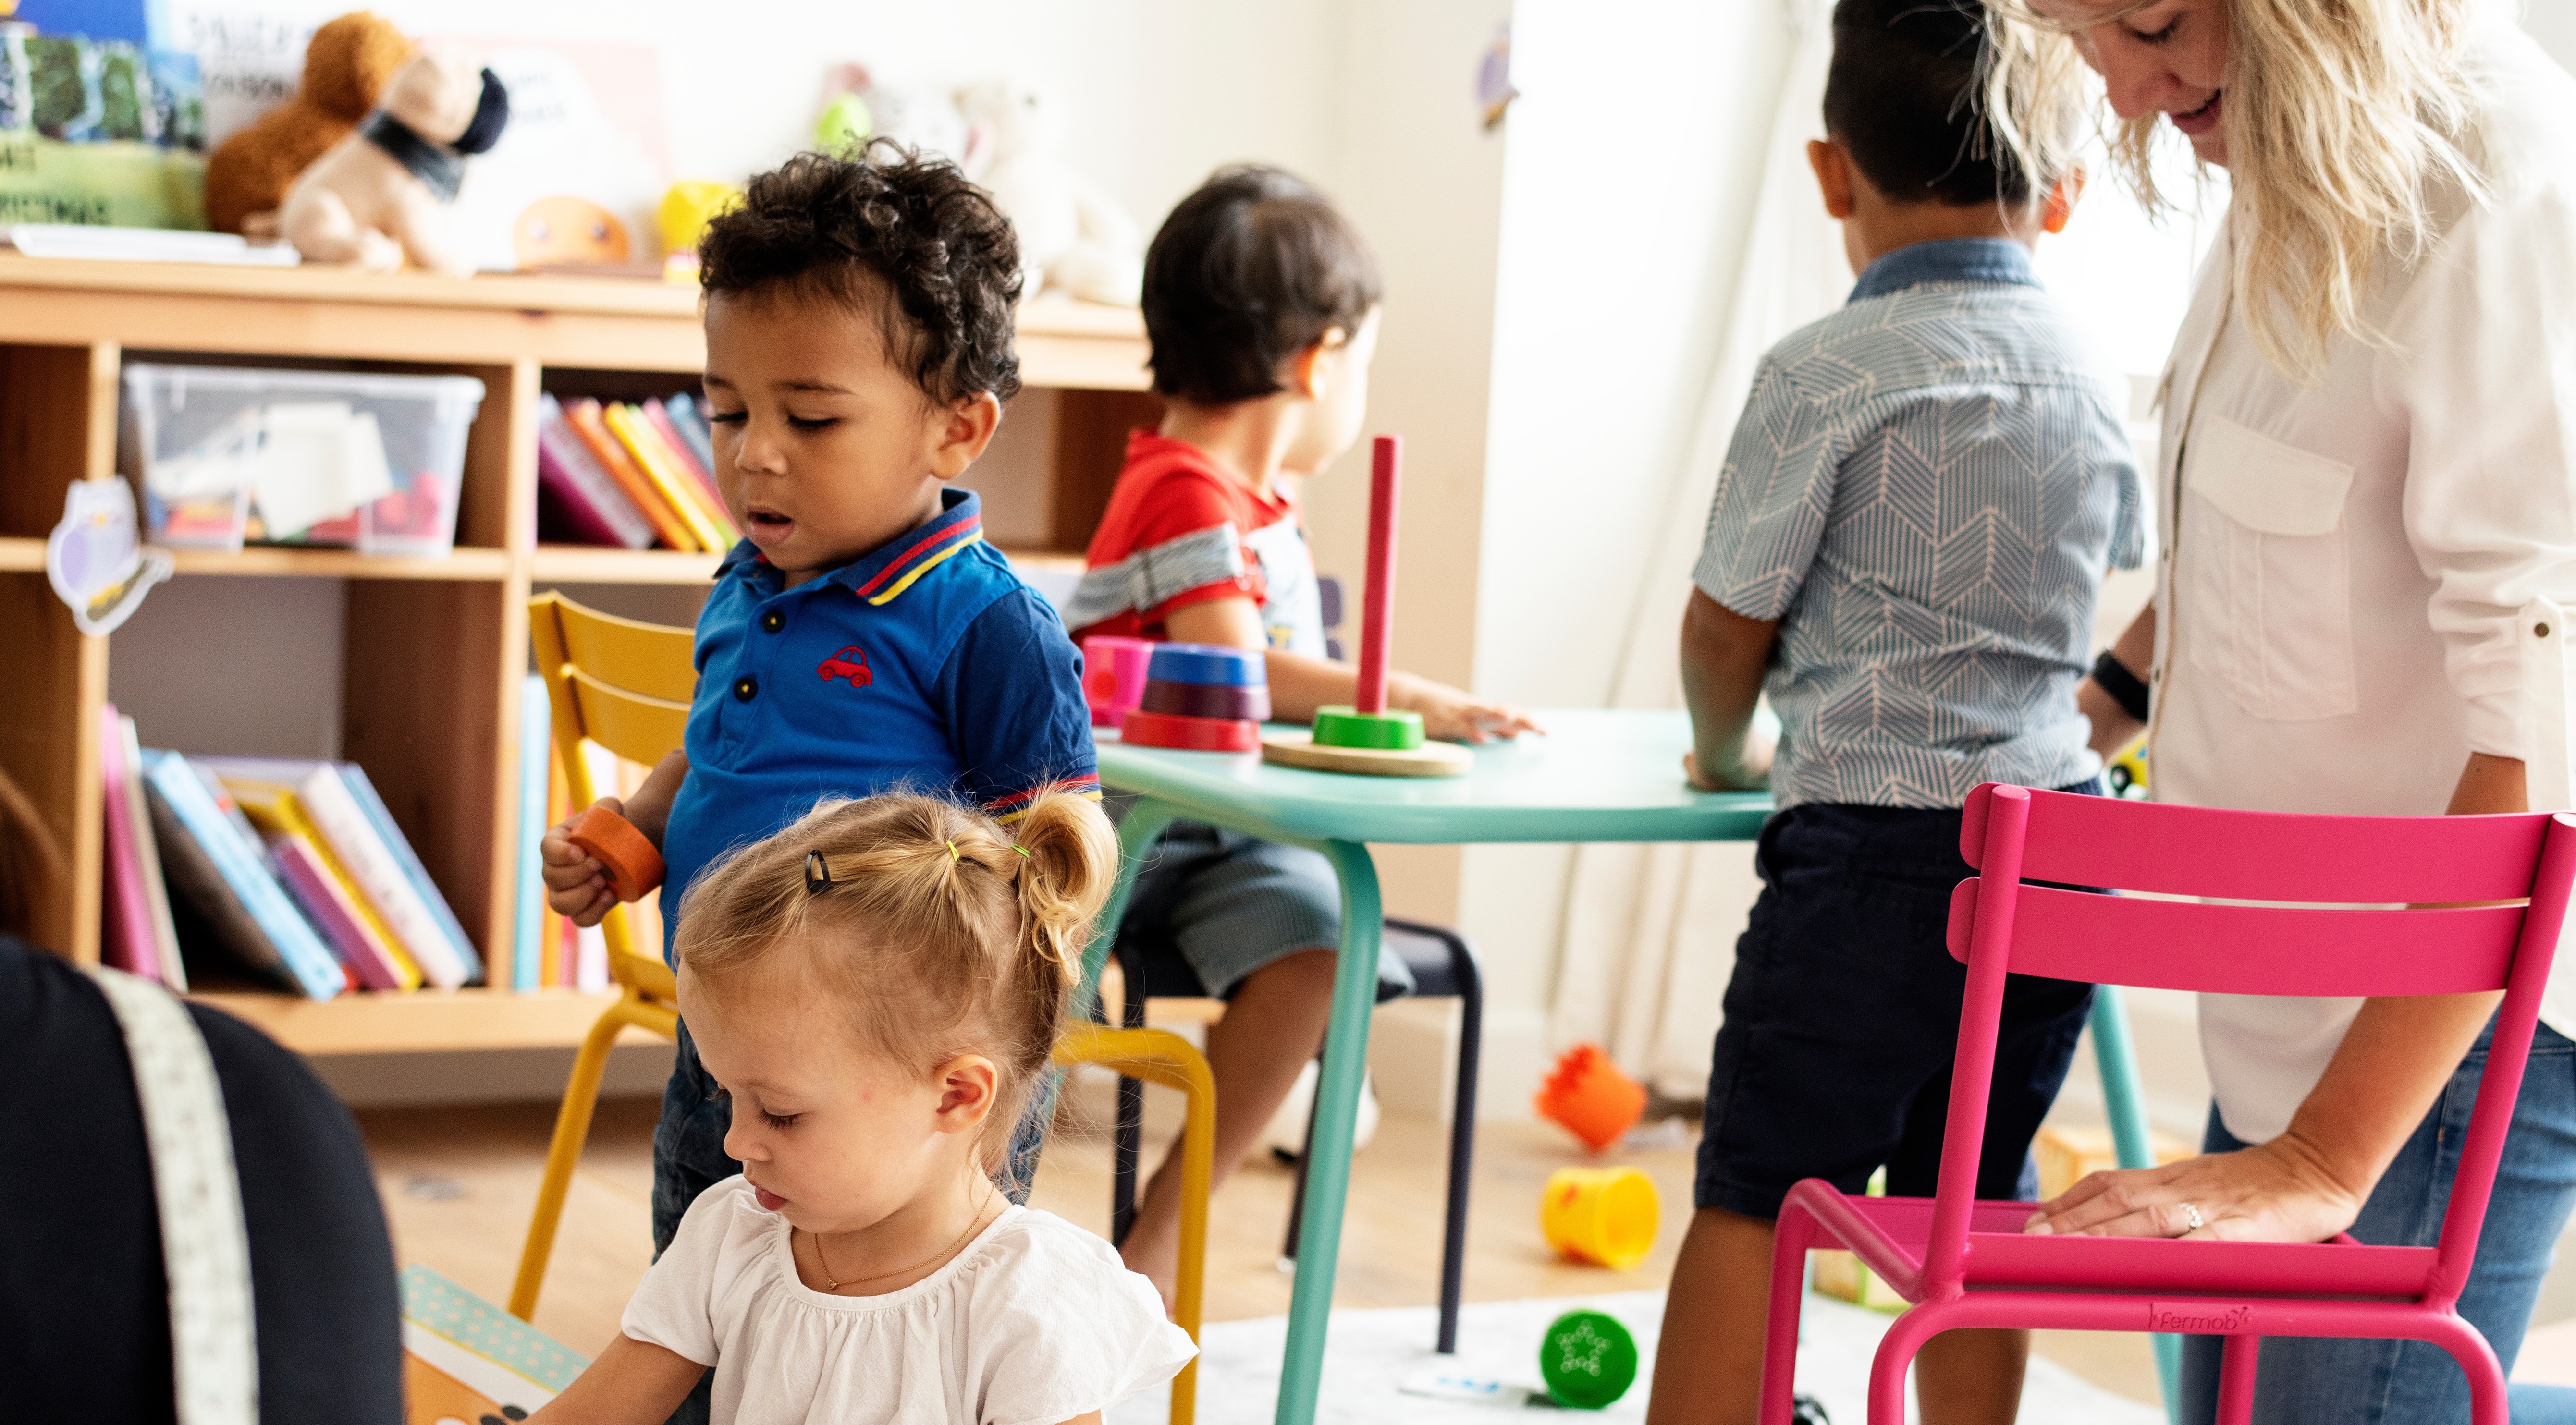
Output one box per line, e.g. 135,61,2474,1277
954,78,1142,306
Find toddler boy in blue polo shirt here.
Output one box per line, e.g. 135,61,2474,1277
1646,5,2142,1422
539,149,1094,1303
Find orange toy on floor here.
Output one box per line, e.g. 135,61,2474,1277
1534,1042,1647,1152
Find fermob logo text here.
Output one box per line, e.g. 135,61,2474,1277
2149,1303,2253,1332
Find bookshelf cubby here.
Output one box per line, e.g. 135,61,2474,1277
0,253,1156,1053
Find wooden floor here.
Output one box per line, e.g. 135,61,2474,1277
358,1071,2164,1407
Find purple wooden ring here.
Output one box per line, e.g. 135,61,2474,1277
1139,679,1271,722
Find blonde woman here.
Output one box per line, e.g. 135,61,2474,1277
1988,0,2576,1421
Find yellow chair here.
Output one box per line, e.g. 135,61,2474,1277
510,592,694,1322
509,592,1213,1424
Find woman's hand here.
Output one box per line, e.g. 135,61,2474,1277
2023,1133,2366,1244
1390,671,1543,743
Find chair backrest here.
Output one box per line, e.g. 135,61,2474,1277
1924,783,2576,1306
527,592,696,1000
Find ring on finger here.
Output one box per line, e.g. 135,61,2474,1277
2177,1201,2205,1236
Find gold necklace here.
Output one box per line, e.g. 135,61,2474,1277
808,1188,999,1293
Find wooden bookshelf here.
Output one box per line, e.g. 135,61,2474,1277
0,254,1158,1054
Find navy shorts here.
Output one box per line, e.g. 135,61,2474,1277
1695,789,2098,1220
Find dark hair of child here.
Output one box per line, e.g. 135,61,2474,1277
1141,165,1383,407
1824,0,2036,208
698,141,1025,404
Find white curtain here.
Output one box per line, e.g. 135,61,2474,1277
1547,0,1848,1099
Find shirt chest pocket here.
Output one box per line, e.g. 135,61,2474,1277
2181,416,2357,721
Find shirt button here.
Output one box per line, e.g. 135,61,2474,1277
733,676,758,702
761,611,784,633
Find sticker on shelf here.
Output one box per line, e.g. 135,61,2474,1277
46,476,172,636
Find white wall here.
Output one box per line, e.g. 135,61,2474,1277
1450,0,1798,1093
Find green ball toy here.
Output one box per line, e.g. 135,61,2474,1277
817,94,873,152
1538,1308,1638,1410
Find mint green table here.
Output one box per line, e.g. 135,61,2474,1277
1086,710,1765,1425
1085,708,2171,1424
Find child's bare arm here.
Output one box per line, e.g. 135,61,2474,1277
1679,588,1779,791
1162,597,1540,743
540,751,688,925
528,1333,706,1424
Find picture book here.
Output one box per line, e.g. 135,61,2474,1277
535,393,655,550
263,832,414,991
400,1265,587,1425
662,391,717,475
199,758,469,989
564,398,698,552
145,764,288,991
342,765,486,985
602,401,728,549
141,751,345,1001
116,713,185,988
515,673,551,993
220,778,423,992
642,398,729,525
98,703,160,983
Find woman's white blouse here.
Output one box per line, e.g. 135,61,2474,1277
622,1177,1195,1425
2151,19,2576,1144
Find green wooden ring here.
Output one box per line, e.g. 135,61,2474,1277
1312,706,1423,750
1538,1309,1638,1410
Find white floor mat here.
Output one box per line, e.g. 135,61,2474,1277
1109,1290,2164,1424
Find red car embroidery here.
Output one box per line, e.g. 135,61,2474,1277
817,645,872,687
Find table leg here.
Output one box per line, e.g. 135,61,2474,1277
1080,797,1177,1014
2090,986,2182,1423
1274,838,1383,1425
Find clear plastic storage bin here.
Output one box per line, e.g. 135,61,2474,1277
122,364,487,558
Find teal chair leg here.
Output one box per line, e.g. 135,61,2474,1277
2090,986,2182,1424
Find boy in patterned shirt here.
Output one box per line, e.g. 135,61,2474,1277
1065,166,1537,1303
1646,4,2142,1423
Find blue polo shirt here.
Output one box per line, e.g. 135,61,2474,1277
658,488,1098,954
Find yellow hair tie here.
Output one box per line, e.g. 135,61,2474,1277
945,839,961,863
1012,845,1031,859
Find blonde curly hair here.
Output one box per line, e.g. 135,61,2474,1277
1979,0,2485,379
674,786,1118,1181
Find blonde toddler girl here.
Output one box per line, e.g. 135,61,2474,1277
534,789,1193,1425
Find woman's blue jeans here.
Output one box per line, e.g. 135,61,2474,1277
2176,1019,2576,1424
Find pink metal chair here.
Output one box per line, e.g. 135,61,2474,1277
1759,783,2576,1425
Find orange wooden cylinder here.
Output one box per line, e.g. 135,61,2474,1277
566,804,666,903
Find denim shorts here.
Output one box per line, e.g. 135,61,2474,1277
1695,790,2098,1219
2176,1018,2576,1425
1112,816,1412,1002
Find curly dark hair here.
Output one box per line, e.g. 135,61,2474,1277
699,142,1024,404
1824,0,2034,208
1142,165,1381,407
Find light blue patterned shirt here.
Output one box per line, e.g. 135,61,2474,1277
1694,238,2144,810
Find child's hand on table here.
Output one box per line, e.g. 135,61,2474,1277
542,798,629,927
1392,672,1544,744
1684,730,1773,792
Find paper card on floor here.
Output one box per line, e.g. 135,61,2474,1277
1396,1366,1550,1407
400,1264,586,1425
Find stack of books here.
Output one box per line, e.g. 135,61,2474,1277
535,392,741,553
108,706,487,999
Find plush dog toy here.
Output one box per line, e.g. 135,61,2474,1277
954,78,1142,305
203,12,412,237
277,45,508,275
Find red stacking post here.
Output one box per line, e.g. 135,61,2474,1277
1355,435,1400,716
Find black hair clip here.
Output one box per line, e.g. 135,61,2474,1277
805,851,833,893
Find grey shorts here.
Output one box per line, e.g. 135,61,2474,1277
1113,816,1414,1002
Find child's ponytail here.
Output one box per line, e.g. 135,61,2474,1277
673,783,1122,1186
1003,788,1118,983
